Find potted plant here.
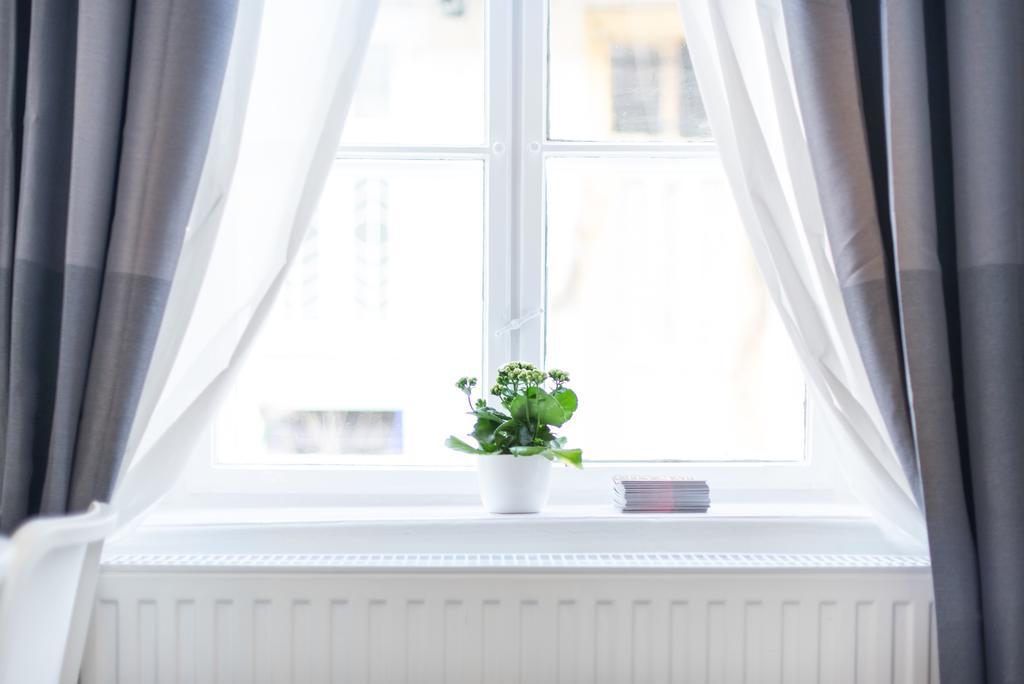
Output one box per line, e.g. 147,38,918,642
446,362,583,513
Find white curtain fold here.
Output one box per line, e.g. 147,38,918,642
110,0,381,530
676,0,926,544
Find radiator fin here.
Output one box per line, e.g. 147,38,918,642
83,570,935,683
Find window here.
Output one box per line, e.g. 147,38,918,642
548,0,711,141
610,45,662,134
678,44,710,138
203,0,822,498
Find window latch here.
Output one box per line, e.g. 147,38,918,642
494,308,544,337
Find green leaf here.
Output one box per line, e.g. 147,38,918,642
491,419,517,451
532,389,568,426
471,414,502,448
552,388,578,421
494,419,517,439
545,448,583,469
517,423,534,445
511,387,566,427
509,395,529,425
473,406,511,423
510,445,546,456
472,425,497,449
445,436,483,454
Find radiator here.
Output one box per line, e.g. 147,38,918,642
82,553,935,683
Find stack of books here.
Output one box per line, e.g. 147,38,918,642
613,476,710,513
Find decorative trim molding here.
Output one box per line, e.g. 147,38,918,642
102,551,931,571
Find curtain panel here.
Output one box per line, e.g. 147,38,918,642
675,0,925,545
110,0,381,531
0,0,238,532
781,0,1023,681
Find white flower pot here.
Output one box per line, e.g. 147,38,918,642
476,452,552,513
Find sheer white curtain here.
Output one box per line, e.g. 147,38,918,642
109,0,381,529
676,0,925,544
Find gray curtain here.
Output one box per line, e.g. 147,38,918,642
781,0,1022,681
0,0,238,533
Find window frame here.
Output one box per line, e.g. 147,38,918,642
175,0,850,507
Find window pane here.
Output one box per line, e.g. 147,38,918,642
217,160,483,466
548,0,710,141
340,0,485,145
545,158,804,461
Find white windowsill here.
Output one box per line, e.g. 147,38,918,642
106,501,929,566
139,501,868,527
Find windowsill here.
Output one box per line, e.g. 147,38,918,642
138,501,871,527
106,501,929,564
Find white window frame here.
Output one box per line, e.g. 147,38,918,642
174,0,851,509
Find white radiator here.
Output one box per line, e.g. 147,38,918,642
82,553,935,683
